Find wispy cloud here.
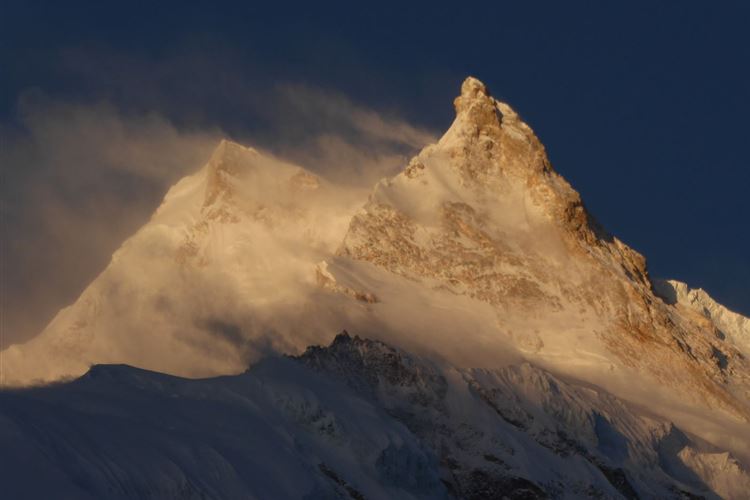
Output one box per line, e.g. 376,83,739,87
1,75,437,347
1,94,222,347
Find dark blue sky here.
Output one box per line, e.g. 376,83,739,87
2,1,749,317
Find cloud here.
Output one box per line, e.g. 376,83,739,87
1,94,223,348
16,92,223,182
265,84,437,186
1,78,437,348
273,83,435,148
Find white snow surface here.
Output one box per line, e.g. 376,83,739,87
654,279,750,358
1,333,747,499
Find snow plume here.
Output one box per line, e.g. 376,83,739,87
1,95,222,347
1,84,435,349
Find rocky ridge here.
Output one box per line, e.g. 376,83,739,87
4,334,749,499
334,77,750,420
299,333,750,498
655,279,750,357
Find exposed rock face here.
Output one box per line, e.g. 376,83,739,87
296,333,749,499
655,279,750,357
337,77,750,419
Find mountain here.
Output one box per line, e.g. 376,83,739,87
2,77,749,497
1,139,367,383
322,78,750,462
2,333,749,499
654,279,750,357
332,77,749,418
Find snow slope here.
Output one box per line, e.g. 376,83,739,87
0,140,367,383
654,279,750,358
2,334,748,499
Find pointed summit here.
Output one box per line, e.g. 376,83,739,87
454,77,491,113
207,139,260,175
439,76,548,181
451,76,502,133
204,139,259,206
340,77,625,293
433,77,614,247
458,76,489,100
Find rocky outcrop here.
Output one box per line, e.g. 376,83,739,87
336,77,750,420
297,333,748,499
655,279,750,357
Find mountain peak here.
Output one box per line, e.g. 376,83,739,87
454,76,490,110
435,77,617,246
336,78,750,422
207,139,262,174
210,139,258,167
204,139,260,206
450,76,503,136
438,77,544,180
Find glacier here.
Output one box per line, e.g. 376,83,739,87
3,333,749,499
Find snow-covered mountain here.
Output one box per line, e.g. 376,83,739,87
3,333,749,499
654,279,750,358
2,77,749,498
333,77,750,419
1,139,368,382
